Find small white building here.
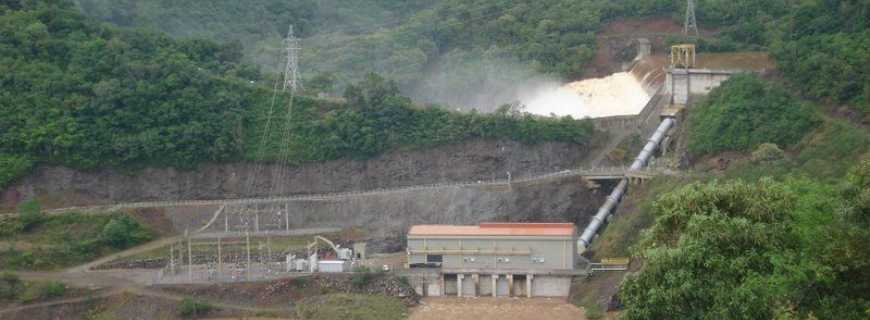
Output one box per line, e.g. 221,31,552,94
318,260,350,273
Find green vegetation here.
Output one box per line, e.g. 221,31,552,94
0,0,256,175
18,280,67,303
100,215,151,249
0,272,22,300
17,198,44,231
688,74,820,156
717,118,870,183
770,1,869,117
0,154,32,187
621,171,869,319
69,1,869,118
0,210,153,270
178,297,212,317
71,0,433,71
0,1,598,188
673,1,870,117
296,294,407,320
71,0,644,84
0,275,69,303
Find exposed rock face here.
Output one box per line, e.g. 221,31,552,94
159,175,607,238
3,140,596,209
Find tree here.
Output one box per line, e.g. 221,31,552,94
620,170,870,319
100,215,150,249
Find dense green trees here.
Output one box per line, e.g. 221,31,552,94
0,0,253,172
770,0,870,116
67,0,673,91
67,0,869,117
620,163,870,319
688,74,820,156
0,1,598,187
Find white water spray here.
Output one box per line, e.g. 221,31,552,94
521,72,652,119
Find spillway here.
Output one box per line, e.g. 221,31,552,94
521,58,666,119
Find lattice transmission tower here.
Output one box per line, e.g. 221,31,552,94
684,0,699,37
282,25,302,92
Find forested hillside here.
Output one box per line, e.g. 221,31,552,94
70,0,868,117
615,72,869,319
0,0,596,187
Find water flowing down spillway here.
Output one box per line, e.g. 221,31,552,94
520,58,665,118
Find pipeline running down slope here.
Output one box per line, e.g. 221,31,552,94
578,117,675,250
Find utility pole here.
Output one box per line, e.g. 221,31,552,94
684,0,699,37
186,228,192,282
246,230,251,280
217,237,223,278
282,25,302,93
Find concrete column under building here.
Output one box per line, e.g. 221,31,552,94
526,274,534,298
457,274,464,297
507,274,514,297
492,275,498,297
472,274,479,297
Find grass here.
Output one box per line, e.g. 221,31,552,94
0,212,154,270
0,275,80,305
296,294,407,320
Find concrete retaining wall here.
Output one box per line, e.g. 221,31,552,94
532,276,572,297
666,68,739,105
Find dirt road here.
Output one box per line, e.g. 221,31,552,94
409,297,587,320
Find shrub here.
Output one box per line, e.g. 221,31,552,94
751,143,785,163
100,215,151,249
179,297,212,317
39,281,66,298
17,198,44,231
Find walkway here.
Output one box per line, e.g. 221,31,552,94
0,167,669,218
